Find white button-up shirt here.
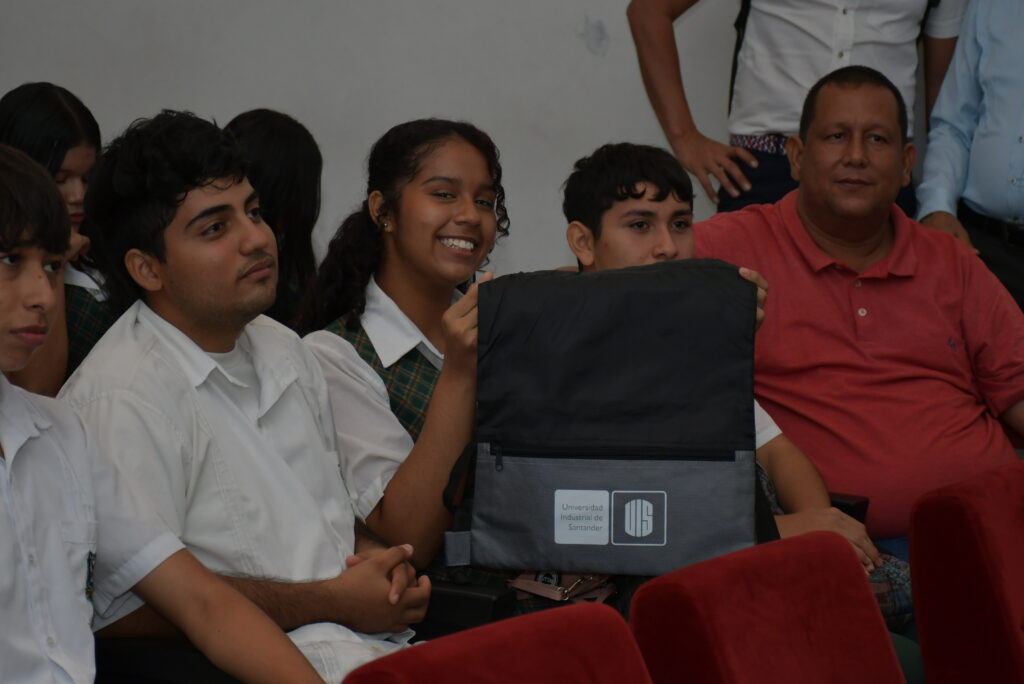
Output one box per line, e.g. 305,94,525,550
304,278,443,520
1,377,181,683
304,279,783,522
60,301,407,681
730,0,966,137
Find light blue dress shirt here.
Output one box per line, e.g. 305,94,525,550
917,0,1024,224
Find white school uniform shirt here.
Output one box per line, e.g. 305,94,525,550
304,278,783,521
1,376,182,684
60,301,407,682
729,0,966,138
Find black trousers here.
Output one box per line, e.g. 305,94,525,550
958,202,1024,311
95,639,239,684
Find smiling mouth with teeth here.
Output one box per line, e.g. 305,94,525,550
439,237,476,251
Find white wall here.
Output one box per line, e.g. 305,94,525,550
0,0,741,274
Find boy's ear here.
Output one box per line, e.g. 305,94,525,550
367,190,391,231
566,221,598,269
124,248,164,293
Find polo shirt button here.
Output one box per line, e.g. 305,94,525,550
854,280,862,288
857,308,868,317
842,7,848,14
838,51,845,58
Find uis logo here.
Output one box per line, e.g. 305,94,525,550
623,498,654,538
612,491,667,546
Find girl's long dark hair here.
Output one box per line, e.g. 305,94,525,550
226,109,321,326
295,118,509,334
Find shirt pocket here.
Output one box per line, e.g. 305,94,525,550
61,519,98,602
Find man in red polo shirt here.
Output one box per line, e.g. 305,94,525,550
695,66,1024,547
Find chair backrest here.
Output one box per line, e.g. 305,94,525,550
630,531,904,684
343,602,653,684
910,460,1024,683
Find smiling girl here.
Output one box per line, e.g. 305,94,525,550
298,119,508,570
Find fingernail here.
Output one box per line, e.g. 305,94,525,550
401,543,413,553
751,161,759,168
742,184,751,192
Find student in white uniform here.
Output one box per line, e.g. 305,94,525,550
297,120,503,571
59,112,429,682
0,143,323,683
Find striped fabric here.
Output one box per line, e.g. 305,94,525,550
730,133,789,156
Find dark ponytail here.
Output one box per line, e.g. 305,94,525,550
295,199,382,333
295,118,509,334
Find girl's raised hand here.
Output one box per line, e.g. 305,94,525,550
441,271,493,374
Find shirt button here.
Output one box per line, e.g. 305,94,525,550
47,637,56,647
1019,136,1023,143
838,51,845,58
842,7,848,14
1012,178,1018,185
27,554,36,566
857,308,868,317
854,280,862,288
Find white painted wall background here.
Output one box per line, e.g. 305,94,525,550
2,0,805,275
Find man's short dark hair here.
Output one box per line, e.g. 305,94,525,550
562,142,694,238
0,143,69,254
799,66,909,143
84,110,248,315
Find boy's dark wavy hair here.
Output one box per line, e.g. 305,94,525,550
0,144,69,254
84,110,247,315
296,118,509,334
562,142,693,238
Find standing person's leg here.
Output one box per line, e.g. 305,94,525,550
958,203,1024,310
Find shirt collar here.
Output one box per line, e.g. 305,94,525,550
135,302,299,418
64,263,107,301
136,302,219,388
361,277,445,369
780,190,918,278
0,376,52,466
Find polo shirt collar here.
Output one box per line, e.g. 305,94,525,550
361,277,445,370
0,376,52,466
781,190,918,277
136,303,299,418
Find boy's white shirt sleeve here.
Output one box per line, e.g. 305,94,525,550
67,392,192,624
923,0,967,39
753,400,783,449
61,404,185,622
304,330,413,521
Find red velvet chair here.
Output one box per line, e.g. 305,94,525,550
343,602,652,684
910,461,1024,683
630,531,903,684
